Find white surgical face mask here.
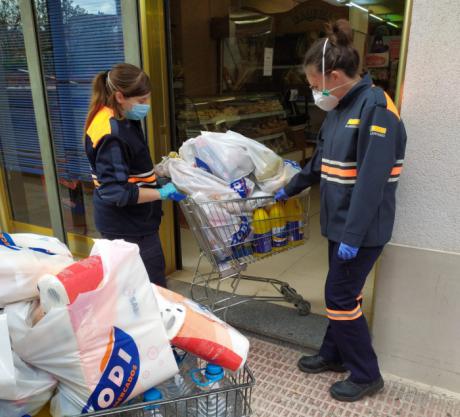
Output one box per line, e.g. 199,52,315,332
313,39,354,112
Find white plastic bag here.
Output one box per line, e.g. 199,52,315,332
188,134,255,183
155,157,254,201
202,130,283,181
177,137,198,165
6,240,178,416
0,232,73,307
257,159,302,194
0,351,56,416
0,312,15,392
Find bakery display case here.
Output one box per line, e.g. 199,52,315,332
176,93,311,160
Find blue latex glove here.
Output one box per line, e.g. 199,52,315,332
169,191,186,202
337,243,359,260
159,183,185,201
274,188,289,201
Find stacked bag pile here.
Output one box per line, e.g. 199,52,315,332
0,233,249,417
155,130,304,269
156,130,301,201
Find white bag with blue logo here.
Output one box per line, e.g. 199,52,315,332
156,157,254,201
6,239,178,417
0,232,73,307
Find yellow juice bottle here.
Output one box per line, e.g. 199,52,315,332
285,198,304,246
269,202,288,250
252,208,272,255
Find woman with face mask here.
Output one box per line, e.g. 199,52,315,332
275,20,407,401
84,63,184,288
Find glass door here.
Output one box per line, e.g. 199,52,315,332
0,0,144,257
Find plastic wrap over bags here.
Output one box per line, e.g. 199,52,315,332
0,232,73,307
0,350,57,417
179,134,255,183
155,157,254,202
257,159,302,194
6,239,178,416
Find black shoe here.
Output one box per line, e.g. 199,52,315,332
330,376,384,402
297,354,347,374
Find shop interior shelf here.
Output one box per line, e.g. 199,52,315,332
202,110,286,125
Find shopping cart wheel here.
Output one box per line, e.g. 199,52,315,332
280,284,297,302
280,285,311,315
295,300,311,316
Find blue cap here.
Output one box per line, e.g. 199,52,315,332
205,364,224,381
143,388,163,402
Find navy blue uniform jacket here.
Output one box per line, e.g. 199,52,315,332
85,107,162,236
285,74,407,247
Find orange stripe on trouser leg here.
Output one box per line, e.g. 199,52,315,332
390,166,402,176
327,310,363,321
326,303,361,316
321,165,358,178
327,301,363,321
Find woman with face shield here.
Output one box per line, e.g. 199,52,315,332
84,63,184,287
275,20,407,401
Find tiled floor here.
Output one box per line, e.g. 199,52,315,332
247,335,460,417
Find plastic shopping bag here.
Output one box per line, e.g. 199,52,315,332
155,157,254,201
0,351,56,416
201,130,283,181
0,232,73,307
182,134,255,183
152,285,250,372
6,239,178,416
257,159,302,194
0,311,15,392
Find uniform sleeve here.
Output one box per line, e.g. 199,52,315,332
341,104,403,247
284,129,324,197
94,136,139,207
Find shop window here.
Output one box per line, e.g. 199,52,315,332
0,0,52,227
34,0,125,237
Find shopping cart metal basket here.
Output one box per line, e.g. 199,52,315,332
179,191,311,316
75,363,254,417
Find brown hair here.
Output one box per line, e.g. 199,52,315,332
304,19,360,78
84,63,151,132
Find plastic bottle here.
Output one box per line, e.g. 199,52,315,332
268,202,288,250
285,198,304,246
252,208,272,255
159,351,198,398
156,350,199,417
143,388,165,417
191,364,234,417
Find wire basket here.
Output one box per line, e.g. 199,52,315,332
73,364,254,417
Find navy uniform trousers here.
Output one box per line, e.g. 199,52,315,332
101,232,167,288
319,240,383,383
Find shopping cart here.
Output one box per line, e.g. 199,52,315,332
179,192,311,316
75,363,254,417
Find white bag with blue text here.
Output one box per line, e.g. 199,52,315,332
0,232,73,307
6,239,178,417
